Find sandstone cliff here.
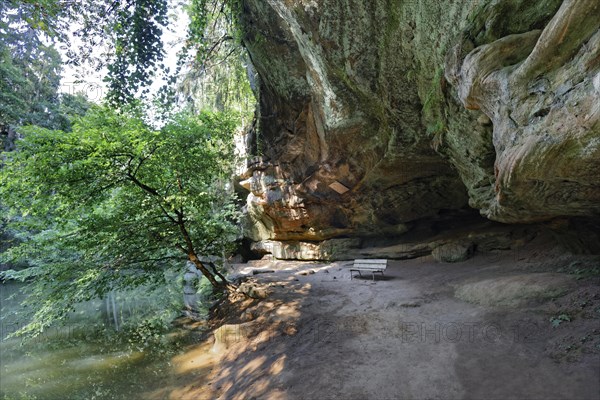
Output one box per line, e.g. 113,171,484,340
236,0,600,252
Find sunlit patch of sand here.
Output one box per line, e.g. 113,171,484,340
144,341,217,400
172,340,215,374
269,355,286,374
274,303,300,319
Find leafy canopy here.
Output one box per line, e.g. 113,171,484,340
0,6,92,136
1,0,168,105
2,0,247,107
0,106,241,335
176,0,254,122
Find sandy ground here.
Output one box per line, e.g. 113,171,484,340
165,237,600,400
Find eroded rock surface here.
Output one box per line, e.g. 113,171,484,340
446,0,600,222
238,0,600,244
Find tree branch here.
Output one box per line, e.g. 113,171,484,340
126,171,160,196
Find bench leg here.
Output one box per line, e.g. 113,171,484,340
351,269,388,281
350,269,368,280
372,271,384,282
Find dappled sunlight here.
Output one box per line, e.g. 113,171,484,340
5,249,595,399
135,271,316,400
274,303,301,319
295,283,312,296
0,261,362,399
213,344,291,400
198,273,317,400
142,341,217,400
269,354,287,375
0,283,222,400
238,355,267,376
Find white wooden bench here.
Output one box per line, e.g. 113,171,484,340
350,259,388,281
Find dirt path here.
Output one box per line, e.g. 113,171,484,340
183,242,600,400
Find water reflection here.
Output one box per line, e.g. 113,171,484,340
0,281,213,400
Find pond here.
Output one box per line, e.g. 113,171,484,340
0,281,215,400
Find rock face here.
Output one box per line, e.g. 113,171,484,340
250,238,361,261
238,0,600,244
248,221,536,261
445,0,600,222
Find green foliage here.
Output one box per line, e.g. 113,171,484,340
178,50,255,123
57,93,92,129
2,0,254,110
557,260,600,280
105,0,168,105
0,24,63,132
122,313,172,349
0,13,93,135
169,0,254,121
550,313,571,328
1,0,169,106
2,393,38,400
185,0,244,65
422,67,447,138
0,46,31,126
0,106,241,336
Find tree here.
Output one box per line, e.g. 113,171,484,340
0,105,241,335
0,21,64,133
177,0,254,123
2,0,248,108
103,0,168,105
1,0,169,106
57,92,92,130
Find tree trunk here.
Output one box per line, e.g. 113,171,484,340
177,218,236,292
189,254,234,292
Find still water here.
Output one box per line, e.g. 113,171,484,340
0,282,213,400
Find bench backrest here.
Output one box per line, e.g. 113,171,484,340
353,259,388,269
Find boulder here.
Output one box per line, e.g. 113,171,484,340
237,281,270,299
432,243,473,263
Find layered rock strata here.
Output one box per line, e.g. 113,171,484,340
237,0,600,252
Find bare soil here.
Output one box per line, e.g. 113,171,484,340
161,236,600,400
